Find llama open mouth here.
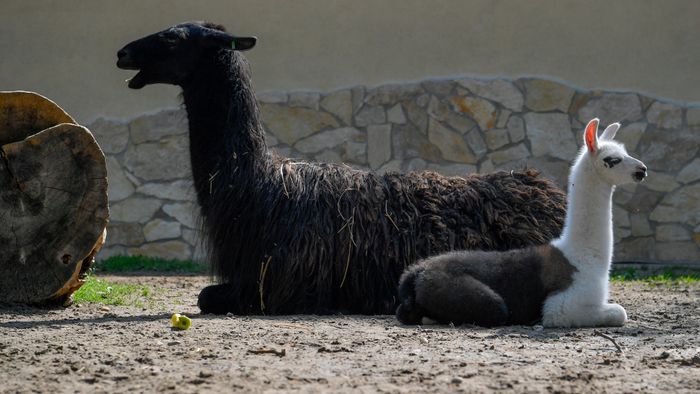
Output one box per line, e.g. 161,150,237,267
117,52,148,89
126,70,148,89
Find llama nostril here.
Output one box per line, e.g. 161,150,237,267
117,49,127,59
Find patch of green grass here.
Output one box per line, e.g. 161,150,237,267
95,255,206,274
73,275,153,306
611,267,700,284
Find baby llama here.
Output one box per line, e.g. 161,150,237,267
396,118,648,327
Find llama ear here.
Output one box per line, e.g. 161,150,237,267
584,118,599,154
200,29,256,51
600,123,620,141
232,36,257,51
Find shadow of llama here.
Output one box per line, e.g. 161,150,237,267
117,21,567,315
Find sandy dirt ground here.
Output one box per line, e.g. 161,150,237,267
1,275,699,393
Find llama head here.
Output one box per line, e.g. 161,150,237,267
582,118,647,186
117,22,256,89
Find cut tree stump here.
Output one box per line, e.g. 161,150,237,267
0,91,108,305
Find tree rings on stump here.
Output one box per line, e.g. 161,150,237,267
0,91,108,305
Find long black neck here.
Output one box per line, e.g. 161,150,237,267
180,49,268,212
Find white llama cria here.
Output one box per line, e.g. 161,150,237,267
395,118,648,327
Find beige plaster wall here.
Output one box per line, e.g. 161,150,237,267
1,0,698,123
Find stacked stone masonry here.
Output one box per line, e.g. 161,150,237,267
88,77,700,263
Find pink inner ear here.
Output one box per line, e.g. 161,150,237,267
585,119,599,153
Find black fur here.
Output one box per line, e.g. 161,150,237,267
117,22,567,315
396,245,575,326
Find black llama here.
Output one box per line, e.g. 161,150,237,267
117,22,566,315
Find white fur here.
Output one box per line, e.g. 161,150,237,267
542,119,646,327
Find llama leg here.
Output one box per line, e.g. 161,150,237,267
413,270,508,327
396,266,426,324
198,284,238,314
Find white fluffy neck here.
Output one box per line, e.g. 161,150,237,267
553,152,614,267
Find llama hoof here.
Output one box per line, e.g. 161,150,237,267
198,284,236,314
601,303,627,327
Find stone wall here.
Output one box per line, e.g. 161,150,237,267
89,77,700,263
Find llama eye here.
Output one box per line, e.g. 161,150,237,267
603,157,621,168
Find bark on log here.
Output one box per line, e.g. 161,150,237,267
0,91,108,305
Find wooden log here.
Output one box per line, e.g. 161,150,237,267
0,91,108,305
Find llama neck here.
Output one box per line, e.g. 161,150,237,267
180,50,267,208
554,153,614,266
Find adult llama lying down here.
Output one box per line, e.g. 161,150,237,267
117,21,567,315
397,118,648,327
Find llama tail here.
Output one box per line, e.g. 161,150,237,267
395,266,424,324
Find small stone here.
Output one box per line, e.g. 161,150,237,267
294,127,364,154
320,90,352,125
686,107,700,128
364,83,422,106
426,163,477,177
143,219,182,242
106,222,145,246
484,129,510,150
615,122,646,152
403,100,428,133
650,183,700,225
288,92,320,110
646,102,683,129
643,171,680,192
613,205,631,228
479,159,495,173
615,237,655,261
387,104,406,124
520,79,575,112
315,150,343,163
406,158,427,171
421,79,454,96
130,109,188,144
655,242,700,261
428,119,476,164
355,105,387,127
376,160,403,174
106,156,135,202
136,180,194,201
428,96,451,121
636,128,699,172
367,125,392,169
655,225,691,242
96,245,127,261
262,104,339,145
451,377,463,385
123,135,191,181
446,113,477,135
449,96,498,130
488,144,530,165
256,91,287,104
578,93,643,125
457,79,524,111
88,118,130,154
524,113,578,160
416,94,430,108
110,198,162,223
465,130,487,156
506,116,525,143
163,202,199,229
630,214,654,237
265,132,279,147
496,110,511,128
351,86,365,114
676,158,700,184
128,241,192,261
